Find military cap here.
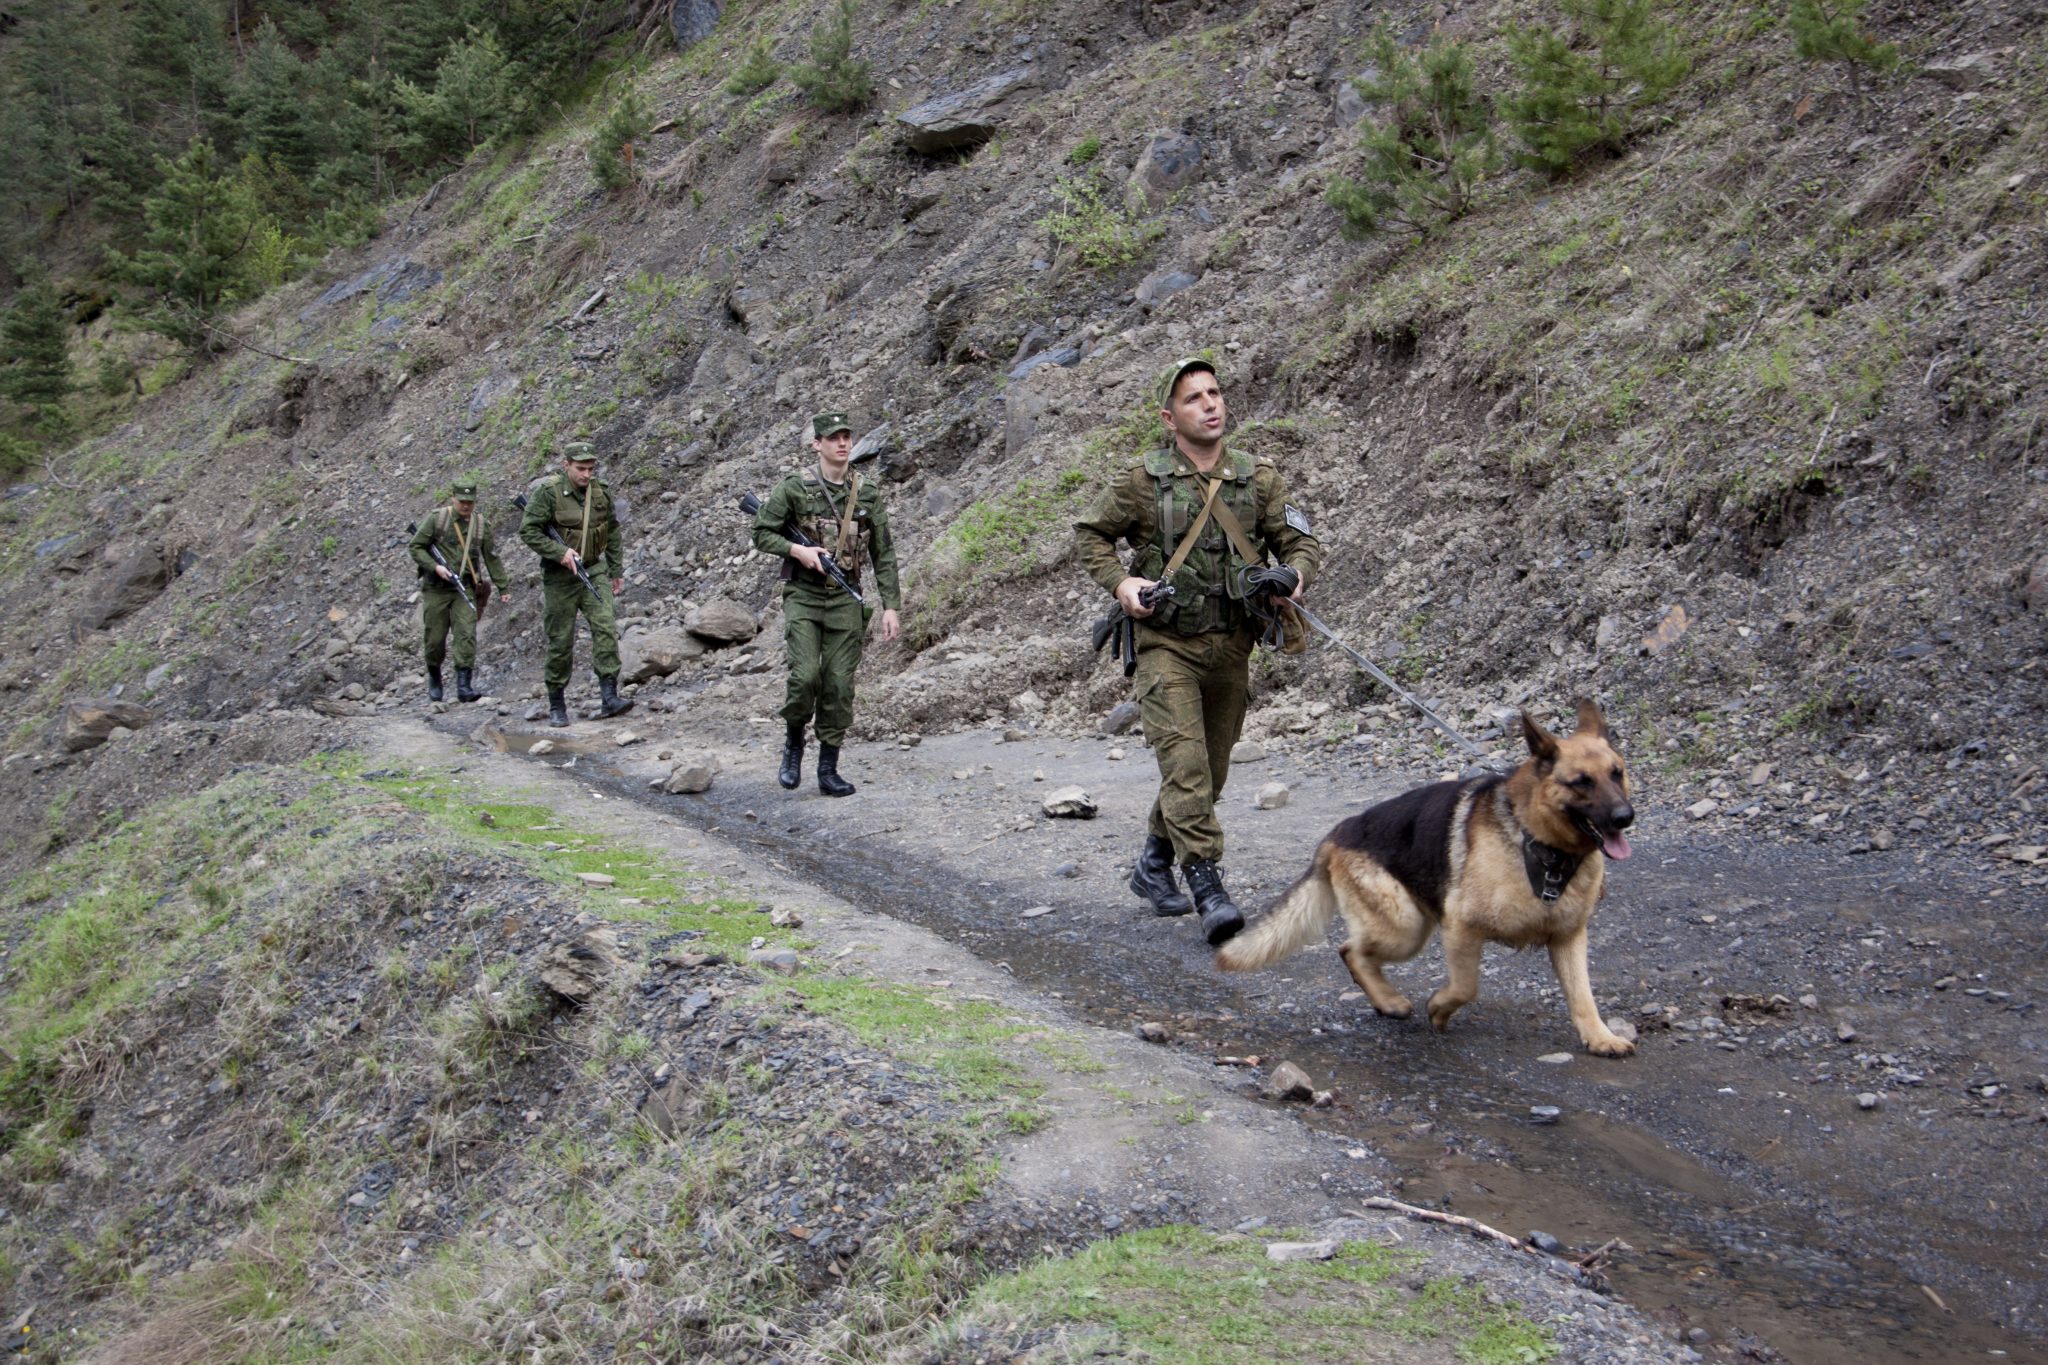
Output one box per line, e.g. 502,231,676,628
450,477,479,499
562,441,597,463
811,411,853,438
1155,355,1218,410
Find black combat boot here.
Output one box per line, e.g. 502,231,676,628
1183,859,1244,946
426,665,444,702
1129,833,1193,916
547,688,570,728
815,743,856,797
778,723,805,790
454,667,480,703
597,674,634,718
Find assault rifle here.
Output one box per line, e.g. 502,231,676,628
739,492,864,605
407,522,483,617
1090,583,1176,678
512,491,597,594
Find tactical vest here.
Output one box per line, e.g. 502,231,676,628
1136,446,1264,636
790,470,873,586
549,475,611,564
428,506,481,580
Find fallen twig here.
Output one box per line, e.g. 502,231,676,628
198,318,311,365
1361,1196,1529,1251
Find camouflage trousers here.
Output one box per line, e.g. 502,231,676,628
780,593,866,747
1133,624,1254,865
421,582,478,669
541,567,621,690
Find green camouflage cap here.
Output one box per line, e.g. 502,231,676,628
811,411,853,438
562,441,597,463
1155,354,1218,409
450,477,479,499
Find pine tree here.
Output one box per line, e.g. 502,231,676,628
0,276,73,416
393,27,523,161
231,19,323,180
724,37,781,98
1503,0,1689,180
589,84,653,192
1326,33,1499,239
114,138,256,343
1787,0,1897,107
791,0,872,114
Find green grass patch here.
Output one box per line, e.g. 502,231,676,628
951,1225,1559,1363
352,763,781,957
783,975,1040,1105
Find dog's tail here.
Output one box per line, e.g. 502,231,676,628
1215,845,1336,972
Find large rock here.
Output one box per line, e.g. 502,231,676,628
620,626,707,683
465,369,520,431
896,68,1037,154
62,700,155,752
663,755,719,794
539,927,624,1005
74,547,171,633
684,597,758,645
1041,786,1098,819
668,0,721,50
1127,130,1203,210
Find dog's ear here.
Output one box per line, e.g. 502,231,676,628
1521,710,1560,765
1573,697,1609,739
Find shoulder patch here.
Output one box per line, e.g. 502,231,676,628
1284,503,1312,535
1142,448,1178,478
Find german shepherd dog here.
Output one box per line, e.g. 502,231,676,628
1217,699,1637,1056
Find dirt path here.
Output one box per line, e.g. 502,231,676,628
434,705,2048,1364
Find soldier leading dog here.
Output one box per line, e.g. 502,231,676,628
1216,698,1638,1057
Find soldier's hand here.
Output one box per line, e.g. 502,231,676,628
434,565,453,582
559,549,580,571
880,608,901,642
790,544,825,573
611,578,625,596
1116,576,1159,617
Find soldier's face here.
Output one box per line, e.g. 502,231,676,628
813,432,853,465
564,460,596,488
1163,370,1226,447
452,498,476,517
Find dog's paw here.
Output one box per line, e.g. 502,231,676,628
1372,994,1413,1020
1585,1033,1636,1058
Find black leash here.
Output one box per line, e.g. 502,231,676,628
1284,601,1497,766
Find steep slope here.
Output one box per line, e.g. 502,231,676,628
2,0,2042,864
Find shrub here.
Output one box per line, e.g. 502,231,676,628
1787,0,1897,105
724,37,781,97
1326,33,1498,239
790,0,872,114
1503,0,1689,179
590,84,654,192
1039,174,1160,271
1069,135,1102,165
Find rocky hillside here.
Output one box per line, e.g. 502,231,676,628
2,0,2044,856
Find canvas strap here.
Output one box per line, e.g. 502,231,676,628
449,507,476,580
1203,482,1266,571
1160,473,1224,580
833,470,862,558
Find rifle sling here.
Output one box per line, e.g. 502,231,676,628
1160,473,1223,581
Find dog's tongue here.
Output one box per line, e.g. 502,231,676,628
1602,831,1633,861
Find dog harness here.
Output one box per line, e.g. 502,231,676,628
1521,833,1584,902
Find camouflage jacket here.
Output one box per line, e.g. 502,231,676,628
750,467,901,609
519,473,624,578
1074,444,1322,636
409,504,510,588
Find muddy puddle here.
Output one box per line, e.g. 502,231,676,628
509,736,2044,1364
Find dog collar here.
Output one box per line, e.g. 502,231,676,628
1521,833,1583,902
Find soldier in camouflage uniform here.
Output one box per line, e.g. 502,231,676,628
1074,357,1323,945
751,411,901,797
519,442,631,727
409,478,513,703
